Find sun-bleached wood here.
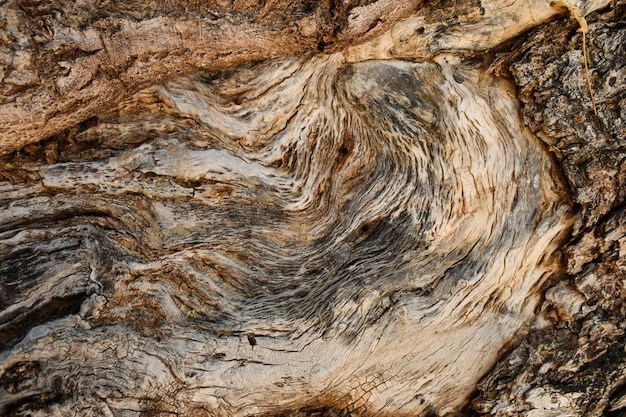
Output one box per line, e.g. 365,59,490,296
0,51,571,416
0,0,610,154
1,0,623,416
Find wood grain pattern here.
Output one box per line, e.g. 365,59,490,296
1,50,571,415
473,2,626,415
1,0,624,416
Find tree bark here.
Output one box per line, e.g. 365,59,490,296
0,0,625,416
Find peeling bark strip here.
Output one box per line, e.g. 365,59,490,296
0,0,625,416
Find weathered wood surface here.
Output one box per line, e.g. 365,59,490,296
0,0,625,416
473,2,626,415
1,0,427,153
0,0,598,154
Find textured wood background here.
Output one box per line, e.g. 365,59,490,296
1,0,625,416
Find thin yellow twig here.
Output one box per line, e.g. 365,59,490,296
581,29,598,115
552,1,598,116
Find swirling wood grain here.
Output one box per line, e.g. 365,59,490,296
0,51,572,416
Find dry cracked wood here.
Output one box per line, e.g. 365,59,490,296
0,52,572,416
1,0,426,153
472,2,626,415
3,0,610,154
0,0,625,416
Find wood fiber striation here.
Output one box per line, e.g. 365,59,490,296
473,2,626,415
5,0,624,416
1,51,571,416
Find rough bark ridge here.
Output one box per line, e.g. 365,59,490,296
474,2,626,415
0,0,423,152
0,0,625,416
